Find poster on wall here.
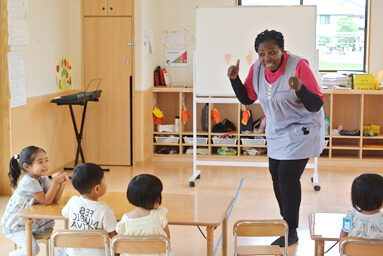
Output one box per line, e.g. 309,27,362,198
164,49,188,67
163,29,187,48
8,0,29,45
8,52,26,108
56,56,72,91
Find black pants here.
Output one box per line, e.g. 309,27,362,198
268,157,309,231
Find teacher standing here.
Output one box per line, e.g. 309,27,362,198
228,29,325,247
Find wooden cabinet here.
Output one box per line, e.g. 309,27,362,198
152,88,383,164
152,88,267,159
83,0,132,16
82,0,133,165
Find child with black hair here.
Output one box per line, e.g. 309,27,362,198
1,146,69,256
340,173,383,239
116,174,174,256
61,163,117,256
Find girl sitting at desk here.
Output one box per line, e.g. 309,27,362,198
1,146,69,256
116,174,174,256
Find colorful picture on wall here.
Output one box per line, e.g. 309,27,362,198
164,49,188,67
56,56,72,91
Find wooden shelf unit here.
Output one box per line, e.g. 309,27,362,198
151,88,383,163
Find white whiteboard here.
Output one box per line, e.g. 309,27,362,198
196,6,317,96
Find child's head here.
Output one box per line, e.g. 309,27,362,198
8,146,47,188
127,174,163,210
351,173,383,212
71,163,105,196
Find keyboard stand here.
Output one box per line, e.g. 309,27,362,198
64,102,87,170
51,90,109,172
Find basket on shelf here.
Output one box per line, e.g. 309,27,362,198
240,138,266,146
183,136,208,144
154,136,179,143
212,138,237,145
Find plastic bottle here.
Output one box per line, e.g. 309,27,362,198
175,116,180,132
324,118,330,135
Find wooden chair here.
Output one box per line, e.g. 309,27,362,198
50,229,110,256
14,228,53,255
339,236,383,256
111,235,171,255
233,219,288,256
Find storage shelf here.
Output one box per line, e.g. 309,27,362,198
151,89,383,164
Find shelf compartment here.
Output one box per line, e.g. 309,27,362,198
183,146,209,155
153,145,180,155
331,137,360,148
331,149,360,159
362,150,383,159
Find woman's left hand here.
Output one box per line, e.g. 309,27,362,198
288,70,302,92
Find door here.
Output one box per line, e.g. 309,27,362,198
84,17,132,165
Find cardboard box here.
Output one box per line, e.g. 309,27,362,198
353,74,375,90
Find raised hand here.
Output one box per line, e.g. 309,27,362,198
227,59,240,80
246,50,254,64
288,69,302,91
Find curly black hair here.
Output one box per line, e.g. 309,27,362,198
254,29,284,53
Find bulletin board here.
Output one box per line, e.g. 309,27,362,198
195,5,317,96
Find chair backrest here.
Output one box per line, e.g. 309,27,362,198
233,219,288,256
50,229,110,256
339,237,383,256
111,235,170,255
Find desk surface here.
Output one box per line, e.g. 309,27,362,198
19,191,234,227
309,212,345,242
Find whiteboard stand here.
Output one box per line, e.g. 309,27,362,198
188,94,321,190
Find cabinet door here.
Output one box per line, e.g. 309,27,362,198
84,17,132,165
83,0,108,16
108,0,132,16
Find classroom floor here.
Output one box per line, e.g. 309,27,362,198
0,161,382,256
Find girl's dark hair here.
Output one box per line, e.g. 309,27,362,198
71,163,104,195
254,29,284,53
127,174,163,210
8,146,46,188
351,173,383,212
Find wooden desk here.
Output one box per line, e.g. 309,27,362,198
308,212,345,256
19,191,234,256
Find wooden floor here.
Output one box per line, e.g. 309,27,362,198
0,161,382,256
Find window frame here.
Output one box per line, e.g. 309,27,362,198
237,0,370,73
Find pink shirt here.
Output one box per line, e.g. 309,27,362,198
243,52,324,102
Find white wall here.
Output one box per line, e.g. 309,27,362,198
135,0,383,91
10,0,81,97
134,0,159,91
134,0,235,91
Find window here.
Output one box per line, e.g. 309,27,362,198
320,15,330,24
239,0,368,72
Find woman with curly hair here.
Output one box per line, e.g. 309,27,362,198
228,29,325,247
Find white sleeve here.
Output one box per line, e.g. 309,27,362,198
102,205,117,233
62,196,75,218
157,207,169,228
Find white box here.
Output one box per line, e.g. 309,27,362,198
183,136,208,144
241,138,266,146
212,138,237,145
154,136,179,143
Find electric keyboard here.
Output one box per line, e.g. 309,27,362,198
51,90,102,105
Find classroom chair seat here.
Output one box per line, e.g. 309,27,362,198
339,236,383,256
50,229,110,256
13,227,53,255
111,234,171,255
233,219,288,256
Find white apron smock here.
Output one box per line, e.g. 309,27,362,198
253,54,325,160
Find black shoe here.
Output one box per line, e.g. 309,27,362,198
271,231,299,247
